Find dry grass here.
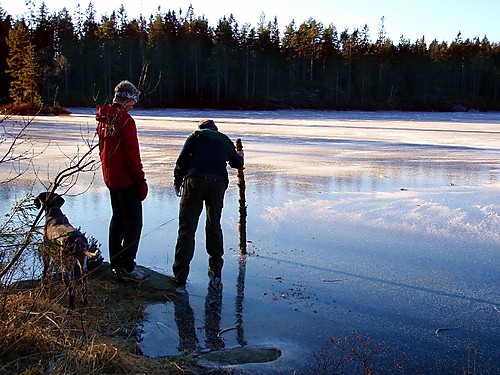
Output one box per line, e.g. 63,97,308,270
0,265,198,374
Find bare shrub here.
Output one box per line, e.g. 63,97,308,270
312,330,395,375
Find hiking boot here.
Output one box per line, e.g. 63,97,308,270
114,265,150,282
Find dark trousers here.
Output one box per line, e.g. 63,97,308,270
109,184,143,272
173,175,226,285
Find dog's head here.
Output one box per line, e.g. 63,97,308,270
34,192,65,210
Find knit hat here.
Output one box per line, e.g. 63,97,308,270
198,119,218,131
114,80,140,103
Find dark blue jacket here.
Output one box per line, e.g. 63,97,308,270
174,129,244,184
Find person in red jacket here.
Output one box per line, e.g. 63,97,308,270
96,80,149,282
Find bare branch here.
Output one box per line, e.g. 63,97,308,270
1,61,156,280
0,114,100,280
0,194,44,280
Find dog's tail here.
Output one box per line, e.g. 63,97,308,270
84,250,99,258
85,243,103,273
84,243,100,258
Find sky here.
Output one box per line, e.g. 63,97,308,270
1,0,499,44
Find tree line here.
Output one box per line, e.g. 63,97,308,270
1,3,499,111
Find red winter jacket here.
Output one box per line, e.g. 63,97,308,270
95,104,146,193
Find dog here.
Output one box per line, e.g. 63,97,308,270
34,192,100,309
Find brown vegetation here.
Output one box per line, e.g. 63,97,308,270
0,265,197,374
0,104,71,116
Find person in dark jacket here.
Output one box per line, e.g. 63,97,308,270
173,119,244,293
95,80,149,282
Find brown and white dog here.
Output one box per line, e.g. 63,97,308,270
34,192,99,309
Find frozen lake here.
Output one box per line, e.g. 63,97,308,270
1,109,499,373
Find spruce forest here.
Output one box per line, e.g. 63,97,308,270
1,3,499,111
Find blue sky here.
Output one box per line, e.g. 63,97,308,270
1,0,499,43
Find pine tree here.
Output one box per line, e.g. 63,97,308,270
0,8,13,103
6,21,42,106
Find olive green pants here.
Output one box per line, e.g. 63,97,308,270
173,175,226,286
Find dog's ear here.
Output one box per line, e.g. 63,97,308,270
34,192,65,209
34,192,49,209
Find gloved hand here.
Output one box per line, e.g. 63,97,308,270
174,180,182,197
139,180,148,201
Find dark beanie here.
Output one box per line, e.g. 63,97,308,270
198,119,218,131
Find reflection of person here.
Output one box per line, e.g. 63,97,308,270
173,286,224,353
95,80,149,282
173,292,199,353
204,286,225,350
172,119,244,292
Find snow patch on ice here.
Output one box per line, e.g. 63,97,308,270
262,185,500,245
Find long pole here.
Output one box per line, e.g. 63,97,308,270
236,138,247,255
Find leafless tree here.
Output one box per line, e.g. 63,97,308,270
0,112,39,183
0,112,101,281
0,64,153,282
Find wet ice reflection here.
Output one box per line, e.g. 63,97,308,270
1,110,499,373
173,287,225,353
139,255,249,357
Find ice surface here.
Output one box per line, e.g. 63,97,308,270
1,109,499,373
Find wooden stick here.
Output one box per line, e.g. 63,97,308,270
236,138,247,255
